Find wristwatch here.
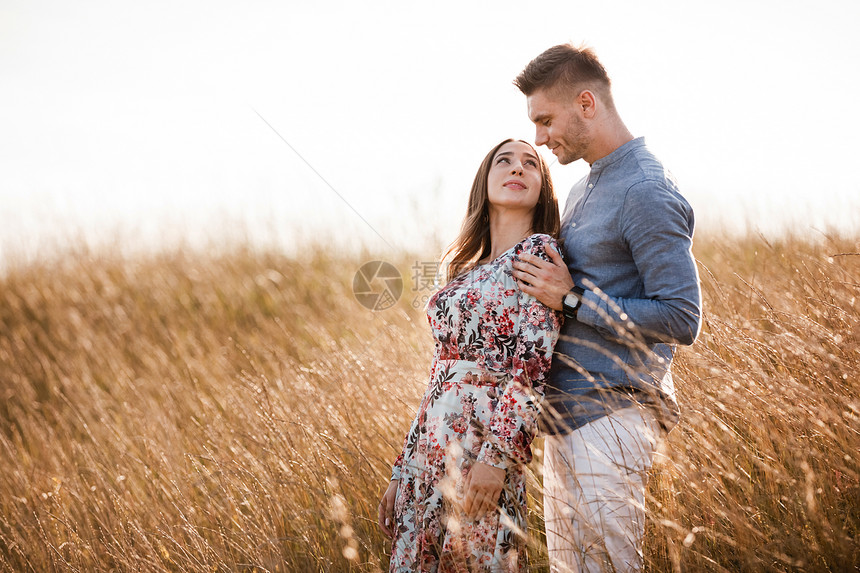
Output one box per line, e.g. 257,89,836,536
562,286,585,319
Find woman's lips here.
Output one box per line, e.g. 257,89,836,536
503,179,526,190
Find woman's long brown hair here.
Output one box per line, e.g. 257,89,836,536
441,138,560,282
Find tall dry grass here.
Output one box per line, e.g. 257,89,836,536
0,233,857,572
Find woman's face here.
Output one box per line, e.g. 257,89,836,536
486,141,543,215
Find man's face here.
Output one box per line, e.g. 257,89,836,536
527,88,590,165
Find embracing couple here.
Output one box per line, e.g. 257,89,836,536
378,44,702,573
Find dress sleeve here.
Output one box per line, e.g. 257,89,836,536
391,453,404,481
390,410,421,481
476,235,562,470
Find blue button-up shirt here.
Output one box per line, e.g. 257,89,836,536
544,137,702,433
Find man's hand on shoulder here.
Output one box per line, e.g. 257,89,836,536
512,243,573,311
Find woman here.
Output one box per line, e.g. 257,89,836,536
378,139,562,571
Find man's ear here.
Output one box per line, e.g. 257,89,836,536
577,90,597,119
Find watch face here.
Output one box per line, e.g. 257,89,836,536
564,293,580,307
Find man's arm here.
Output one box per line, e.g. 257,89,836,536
513,181,701,346
591,180,701,345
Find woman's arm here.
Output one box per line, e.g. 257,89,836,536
477,235,562,470
378,479,399,538
463,236,562,518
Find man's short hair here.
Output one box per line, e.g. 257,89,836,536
514,44,614,107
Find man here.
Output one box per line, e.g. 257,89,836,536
510,44,702,572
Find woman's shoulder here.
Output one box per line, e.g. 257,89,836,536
517,233,560,259
523,232,557,246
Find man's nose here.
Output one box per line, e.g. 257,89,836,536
534,127,548,147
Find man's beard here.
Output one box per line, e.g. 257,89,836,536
557,114,589,165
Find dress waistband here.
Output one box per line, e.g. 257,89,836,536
432,359,508,387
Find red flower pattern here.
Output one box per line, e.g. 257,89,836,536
389,234,562,572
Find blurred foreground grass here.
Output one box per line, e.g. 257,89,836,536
0,234,858,572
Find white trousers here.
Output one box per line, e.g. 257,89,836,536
543,406,660,573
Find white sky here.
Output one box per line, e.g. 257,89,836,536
2,0,859,261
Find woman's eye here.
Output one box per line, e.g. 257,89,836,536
525,160,538,167
497,157,510,164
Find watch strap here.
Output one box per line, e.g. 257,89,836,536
562,286,585,319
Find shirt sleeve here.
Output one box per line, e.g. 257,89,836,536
575,180,702,346
477,235,563,470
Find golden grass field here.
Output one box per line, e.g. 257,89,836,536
0,232,858,572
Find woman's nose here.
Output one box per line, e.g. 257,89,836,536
510,163,523,175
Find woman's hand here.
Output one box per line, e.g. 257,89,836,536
463,462,505,520
378,480,399,539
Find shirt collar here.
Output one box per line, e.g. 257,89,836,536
590,136,645,172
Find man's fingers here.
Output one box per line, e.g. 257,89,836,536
513,261,542,285
546,243,565,265
515,265,543,291
516,252,545,270
517,279,536,296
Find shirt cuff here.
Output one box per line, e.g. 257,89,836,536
575,288,602,326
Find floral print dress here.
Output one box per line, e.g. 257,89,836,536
389,234,562,572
